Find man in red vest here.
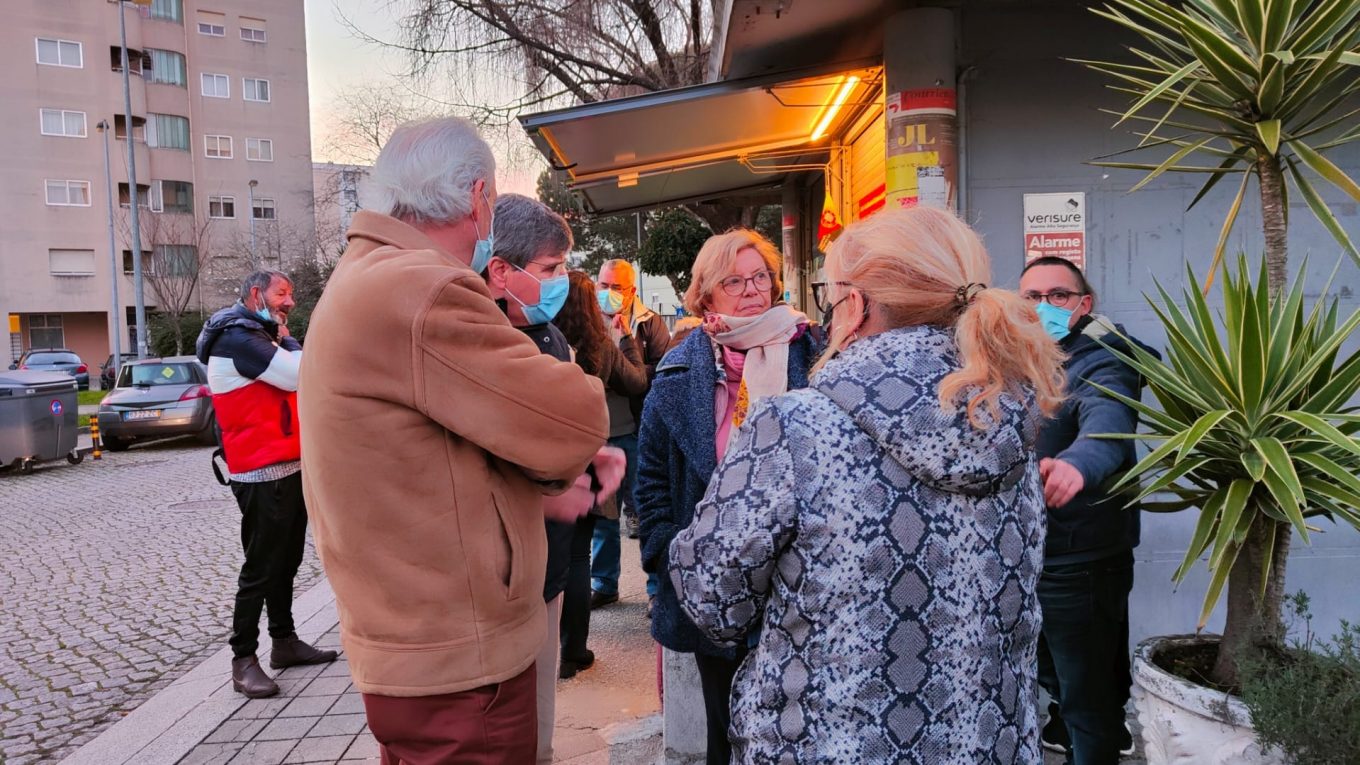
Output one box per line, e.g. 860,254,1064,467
197,270,337,698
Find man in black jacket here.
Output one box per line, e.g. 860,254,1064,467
591,260,670,608
1020,257,1158,765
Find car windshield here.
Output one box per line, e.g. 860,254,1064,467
118,363,197,387
26,352,79,365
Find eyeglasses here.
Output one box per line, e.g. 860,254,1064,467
811,281,853,313
1021,289,1086,308
719,270,774,296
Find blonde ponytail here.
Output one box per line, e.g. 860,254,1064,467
939,288,1065,427
816,206,1066,428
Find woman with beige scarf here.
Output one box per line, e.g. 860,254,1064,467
634,228,822,765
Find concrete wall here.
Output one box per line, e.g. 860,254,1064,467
960,3,1360,643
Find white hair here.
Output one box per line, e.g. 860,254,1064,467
363,116,496,224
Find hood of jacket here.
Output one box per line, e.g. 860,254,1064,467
815,325,1039,497
196,302,275,364
1063,314,1157,365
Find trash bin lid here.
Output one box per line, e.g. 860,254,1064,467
0,370,78,394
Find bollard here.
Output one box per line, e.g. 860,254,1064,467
90,418,102,461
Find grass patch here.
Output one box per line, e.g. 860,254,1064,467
77,390,107,407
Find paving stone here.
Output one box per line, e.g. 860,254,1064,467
344,735,382,760
278,694,337,718
282,734,356,763
203,718,268,744
308,713,368,737
228,738,296,764
235,697,293,719
0,441,324,762
178,741,245,765
298,677,351,697
255,715,321,741
329,694,366,715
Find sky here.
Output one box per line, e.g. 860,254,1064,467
302,0,540,195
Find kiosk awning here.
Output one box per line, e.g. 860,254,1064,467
518,63,881,214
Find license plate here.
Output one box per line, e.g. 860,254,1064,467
124,409,162,421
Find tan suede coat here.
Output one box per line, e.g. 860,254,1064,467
298,211,607,697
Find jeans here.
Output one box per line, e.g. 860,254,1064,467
560,515,597,661
1037,550,1134,765
229,471,308,659
591,433,637,596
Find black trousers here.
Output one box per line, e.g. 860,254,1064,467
229,471,308,659
695,649,747,765
1037,550,1135,765
560,513,598,661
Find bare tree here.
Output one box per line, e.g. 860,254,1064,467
135,212,217,355
321,82,435,165
351,1,758,231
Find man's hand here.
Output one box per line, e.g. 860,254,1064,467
540,447,627,523
609,313,630,343
1040,457,1085,508
542,474,595,523
276,322,291,339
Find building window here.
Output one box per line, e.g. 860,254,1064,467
204,134,232,159
146,113,190,150
110,46,152,75
246,138,273,162
40,109,87,138
252,198,276,220
49,249,96,277
201,73,230,98
122,251,155,276
154,245,197,277
36,38,82,68
147,49,187,86
196,9,226,35
45,180,91,207
242,78,270,102
159,181,194,214
208,195,236,219
28,315,64,349
118,182,153,210
114,114,147,142
240,22,267,43
150,0,184,23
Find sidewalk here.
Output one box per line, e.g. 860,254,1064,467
63,539,661,765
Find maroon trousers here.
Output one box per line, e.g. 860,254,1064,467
362,664,537,765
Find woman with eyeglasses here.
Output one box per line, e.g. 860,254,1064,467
635,228,821,765
669,207,1066,763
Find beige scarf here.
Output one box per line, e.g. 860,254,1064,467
706,304,808,427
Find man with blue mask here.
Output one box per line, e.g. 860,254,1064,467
592,260,671,612
1019,257,1159,765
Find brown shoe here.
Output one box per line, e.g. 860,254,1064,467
270,636,339,669
232,656,280,698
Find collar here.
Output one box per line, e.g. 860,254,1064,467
346,211,470,271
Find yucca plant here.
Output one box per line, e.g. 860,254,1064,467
1103,255,1360,687
1082,0,1360,294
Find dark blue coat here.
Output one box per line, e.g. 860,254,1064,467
635,327,820,657
1038,314,1159,564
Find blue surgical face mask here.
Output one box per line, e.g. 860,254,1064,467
255,305,273,324
471,190,495,274
1035,302,1075,341
597,289,625,316
507,264,569,324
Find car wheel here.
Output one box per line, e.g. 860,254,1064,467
103,434,131,452
197,415,220,447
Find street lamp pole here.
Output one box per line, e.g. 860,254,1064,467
98,121,122,384
118,1,148,359
248,180,258,265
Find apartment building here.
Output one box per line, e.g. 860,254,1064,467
1,0,314,371
312,162,369,260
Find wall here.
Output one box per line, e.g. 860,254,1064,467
960,3,1360,643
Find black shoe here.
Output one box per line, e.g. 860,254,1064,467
559,650,595,680
231,656,280,698
270,635,339,669
625,514,640,539
1041,713,1070,755
589,591,619,610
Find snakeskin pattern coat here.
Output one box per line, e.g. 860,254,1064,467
670,325,1047,764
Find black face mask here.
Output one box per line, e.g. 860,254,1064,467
821,294,870,341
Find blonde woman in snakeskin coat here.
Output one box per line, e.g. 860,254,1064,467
670,207,1066,764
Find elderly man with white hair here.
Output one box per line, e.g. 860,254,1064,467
298,117,622,763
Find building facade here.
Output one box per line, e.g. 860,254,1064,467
1,0,314,372
312,162,368,261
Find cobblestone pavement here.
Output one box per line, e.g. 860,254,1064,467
0,438,323,764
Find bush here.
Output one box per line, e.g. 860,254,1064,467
148,311,210,358
1240,593,1360,765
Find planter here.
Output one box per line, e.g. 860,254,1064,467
1132,635,1285,765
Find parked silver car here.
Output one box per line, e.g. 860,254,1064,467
96,356,217,451
9,348,90,390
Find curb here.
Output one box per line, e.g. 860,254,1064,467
60,577,339,765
